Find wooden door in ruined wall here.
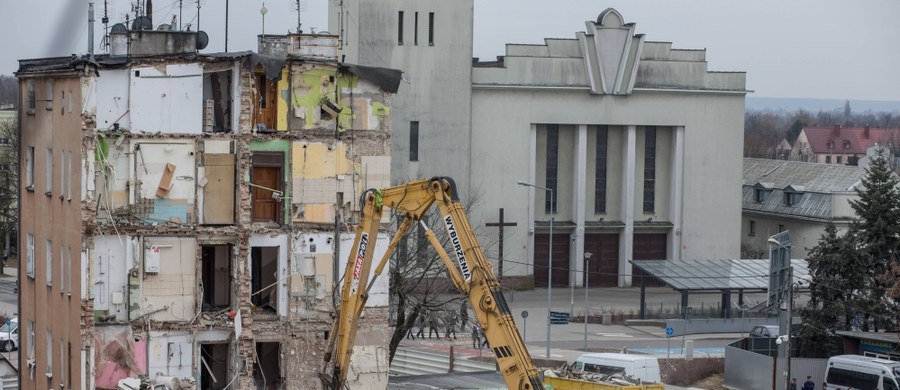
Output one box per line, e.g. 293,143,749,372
255,74,277,130
251,152,283,223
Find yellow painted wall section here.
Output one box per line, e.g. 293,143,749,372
277,68,289,131
291,141,357,179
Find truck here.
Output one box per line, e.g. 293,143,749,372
319,177,543,390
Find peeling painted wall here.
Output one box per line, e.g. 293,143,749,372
147,331,193,381
141,237,197,322
133,140,196,224
130,64,204,134
92,235,132,323
287,63,391,131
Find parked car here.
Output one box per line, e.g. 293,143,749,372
0,317,17,352
749,325,780,338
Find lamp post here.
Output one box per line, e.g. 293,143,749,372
517,180,553,358
768,236,793,390
584,252,593,351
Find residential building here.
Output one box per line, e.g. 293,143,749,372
17,25,398,389
791,125,900,164
331,4,747,287
741,158,865,258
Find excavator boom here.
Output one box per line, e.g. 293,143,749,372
322,177,543,389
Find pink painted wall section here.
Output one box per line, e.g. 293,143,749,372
93,328,145,388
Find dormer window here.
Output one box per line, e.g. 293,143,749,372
827,140,834,149
784,185,805,207
843,140,851,149
753,182,774,203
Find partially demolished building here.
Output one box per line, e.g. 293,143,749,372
17,27,399,390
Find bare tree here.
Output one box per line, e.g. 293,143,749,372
0,118,18,262
386,187,490,362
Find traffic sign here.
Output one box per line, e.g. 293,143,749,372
665,327,674,337
521,310,528,319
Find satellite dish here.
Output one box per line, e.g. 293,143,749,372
111,23,128,33
131,16,152,31
157,23,172,31
196,31,209,50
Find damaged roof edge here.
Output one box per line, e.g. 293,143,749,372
16,51,404,93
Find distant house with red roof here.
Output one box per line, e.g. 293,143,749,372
791,125,900,164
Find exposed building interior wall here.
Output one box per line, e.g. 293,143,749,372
15,49,395,390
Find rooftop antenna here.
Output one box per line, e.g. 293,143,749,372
294,0,306,34
178,0,182,30
101,0,110,51
196,0,201,35
225,0,229,51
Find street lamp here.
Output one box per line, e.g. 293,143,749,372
517,180,554,358
584,252,593,351
768,236,794,390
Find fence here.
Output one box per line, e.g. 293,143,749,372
724,339,826,390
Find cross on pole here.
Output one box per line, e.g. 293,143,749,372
486,208,517,278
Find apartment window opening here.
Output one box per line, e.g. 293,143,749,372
414,12,419,45
749,220,756,236
45,148,53,195
200,343,230,390
45,80,53,111
251,247,279,313
594,125,608,213
409,121,419,161
428,12,435,45
26,233,35,278
46,331,52,378
26,146,34,189
203,70,234,133
59,150,65,199
46,239,52,286
545,124,559,214
250,152,284,224
398,11,404,45
26,80,35,114
201,245,232,311
254,342,283,389
643,126,656,213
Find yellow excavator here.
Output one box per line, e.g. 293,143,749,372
320,177,543,389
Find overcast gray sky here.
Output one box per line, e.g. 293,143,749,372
2,0,898,101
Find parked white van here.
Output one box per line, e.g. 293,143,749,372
824,355,900,390
571,353,661,383
0,317,17,352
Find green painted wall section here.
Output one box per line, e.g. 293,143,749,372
291,67,363,130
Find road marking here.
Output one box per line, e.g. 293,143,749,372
595,333,632,338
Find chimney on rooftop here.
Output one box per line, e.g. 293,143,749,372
834,124,841,138
864,124,870,139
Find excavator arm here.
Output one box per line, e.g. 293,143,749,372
321,177,543,389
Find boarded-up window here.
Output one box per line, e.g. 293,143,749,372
203,154,235,224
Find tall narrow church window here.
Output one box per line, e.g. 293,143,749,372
414,12,419,45
428,12,435,45
546,125,559,214
643,126,656,213
409,121,419,161
398,11,404,45
594,126,608,213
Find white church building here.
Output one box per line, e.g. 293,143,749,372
330,3,747,287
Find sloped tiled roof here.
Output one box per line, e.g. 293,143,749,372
802,126,900,154
743,158,866,220
743,158,865,192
